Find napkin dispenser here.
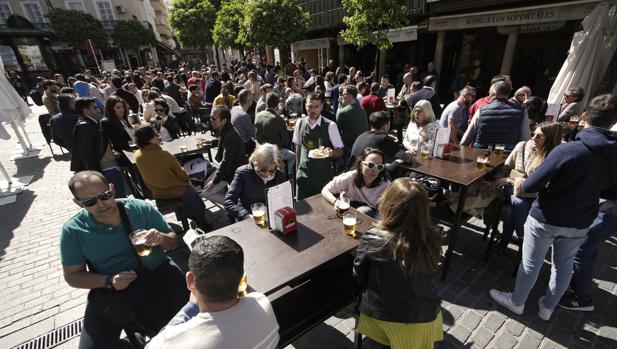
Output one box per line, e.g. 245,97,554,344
435,143,451,160
274,207,297,235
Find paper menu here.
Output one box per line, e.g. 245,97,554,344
265,180,294,230
432,127,451,155
387,88,396,104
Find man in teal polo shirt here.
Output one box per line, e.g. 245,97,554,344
60,171,188,348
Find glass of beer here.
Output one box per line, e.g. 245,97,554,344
129,229,151,257
476,155,489,171
180,144,188,152
335,194,350,216
251,202,267,228
495,144,505,157
343,211,357,238
238,274,248,297
420,145,431,160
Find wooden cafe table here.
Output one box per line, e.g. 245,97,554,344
210,195,375,347
401,144,506,280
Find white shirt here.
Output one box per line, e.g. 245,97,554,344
292,115,344,149
146,293,279,349
162,94,181,114
143,102,155,122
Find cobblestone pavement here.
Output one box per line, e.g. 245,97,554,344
0,103,615,348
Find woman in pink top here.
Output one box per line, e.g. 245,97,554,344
321,148,391,218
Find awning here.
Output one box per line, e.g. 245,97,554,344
428,0,601,31
157,42,180,56
291,38,334,51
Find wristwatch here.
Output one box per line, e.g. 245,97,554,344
105,274,114,290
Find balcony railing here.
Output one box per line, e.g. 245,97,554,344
0,22,51,31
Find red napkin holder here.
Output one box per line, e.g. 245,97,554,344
274,207,297,235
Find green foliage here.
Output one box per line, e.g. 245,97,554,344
340,0,409,50
169,0,217,49
212,0,245,49
112,20,157,50
240,0,311,49
47,9,108,50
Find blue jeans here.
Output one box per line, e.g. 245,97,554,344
571,201,617,303
102,168,126,198
501,186,534,241
511,215,588,310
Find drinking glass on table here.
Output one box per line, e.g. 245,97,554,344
343,211,357,238
494,144,505,157
476,155,489,171
420,144,431,160
251,202,267,228
409,138,419,152
129,229,151,257
335,192,350,216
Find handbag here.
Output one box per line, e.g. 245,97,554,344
411,174,445,204
29,89,43,106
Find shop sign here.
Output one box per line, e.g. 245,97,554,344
429,1,598,31
497,21,566,35
292,38,333,51
386,26,418,43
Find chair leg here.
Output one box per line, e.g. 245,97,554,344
47,143,55,156
482,225,490,240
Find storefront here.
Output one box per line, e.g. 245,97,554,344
0,15,54,85
427,0,601,99
291,38,335,72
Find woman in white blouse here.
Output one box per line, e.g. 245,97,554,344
402,100,441,154
321,148,391,218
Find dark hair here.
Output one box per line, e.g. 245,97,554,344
188,84,198,92
42,80,57,89
490,74,511,86
153,98,169,115
306,92,324,104
492,81,511,97
134,125,157,147
567,87,585,102
189,236,244,302
57,94,74,111
60,87,74,94
265,92,280,109
74,74,86,82
238,89,252,105
68,171,108,197
353,147,387,189
370,111,390,130
337,74,347,84
111,77,123,89
422,75,436,87
377,178,441,275
147,90,160,100
213,105,231,122
585,93,617,129
104,95,129,122
74,97,96,115
370,82,380,93
411,81,422,92
343,85,357,98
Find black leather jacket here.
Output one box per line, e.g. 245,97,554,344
70,116,109,172
353,227,441,323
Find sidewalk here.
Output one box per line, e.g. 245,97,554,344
0,103,616,348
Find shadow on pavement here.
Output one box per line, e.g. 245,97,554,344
0,189,36,259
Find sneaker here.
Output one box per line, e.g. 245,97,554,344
559,292,594,312
538,296,554,321
489,289,524,315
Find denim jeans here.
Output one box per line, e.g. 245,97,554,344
280,148,296,179
571,201,617,303
501,186,534,241
511,215,588,310
180,186,207,224
102,168,126,198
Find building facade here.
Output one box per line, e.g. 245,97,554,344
295,0,609,101
0,0,178,84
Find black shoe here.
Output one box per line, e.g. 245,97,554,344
558,291,594,312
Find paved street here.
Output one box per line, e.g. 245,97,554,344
0,103,616,348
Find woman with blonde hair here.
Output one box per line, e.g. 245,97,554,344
224,143,287,221
402,100,441,153
354,178,443,348
493,122,562,248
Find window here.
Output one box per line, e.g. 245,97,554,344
20,2,45,23
0,2,13,24
95,0,115,21
65,0,85,11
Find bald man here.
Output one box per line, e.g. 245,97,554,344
397,72,414,101
60,171,187,348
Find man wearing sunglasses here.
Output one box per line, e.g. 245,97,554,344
60,171,188,348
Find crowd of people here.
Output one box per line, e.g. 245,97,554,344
15,56,616,348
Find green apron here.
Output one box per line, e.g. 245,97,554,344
296,117,335,200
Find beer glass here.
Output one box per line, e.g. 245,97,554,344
335,194,350,216
476,155,489,171
343,211,357,238
420,144,431,160
129,229,151,257
238,274,248,297
251,203,267,228
409,138,419,151
494,144,505,157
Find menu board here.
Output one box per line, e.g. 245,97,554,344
265,180,294,230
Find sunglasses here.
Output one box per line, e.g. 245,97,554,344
79,190,113,207
155,108,165,113
362,161,385,171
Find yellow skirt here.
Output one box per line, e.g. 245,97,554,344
358,311,444,349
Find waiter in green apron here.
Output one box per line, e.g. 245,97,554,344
293,92,344,200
